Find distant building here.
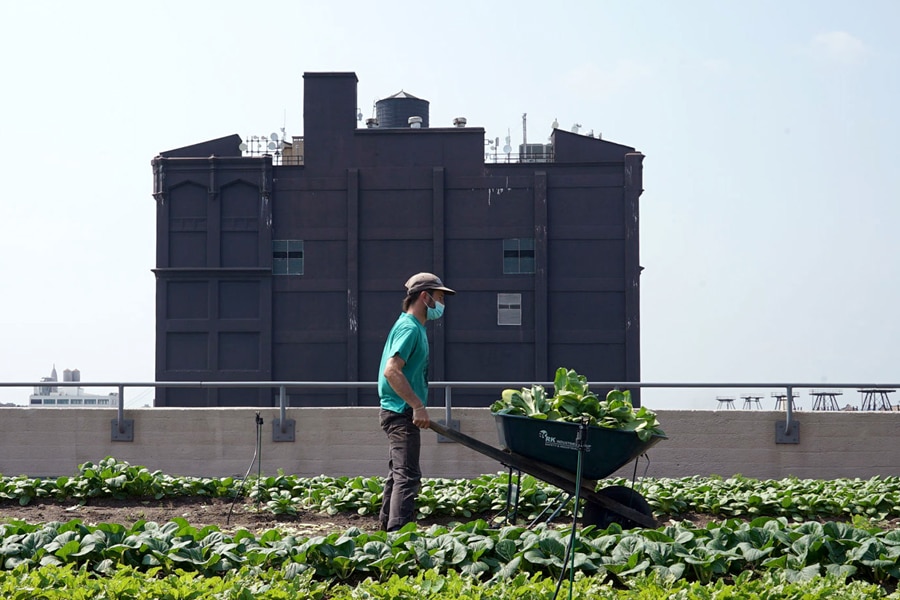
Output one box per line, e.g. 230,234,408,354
151,72,645,407
28,365,118,407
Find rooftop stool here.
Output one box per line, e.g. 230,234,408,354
771,392,799,411
716,396,736,410
740,395,763,410
858,388,896,411
810,389,842,411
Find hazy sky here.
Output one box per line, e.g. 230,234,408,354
1,1,897,409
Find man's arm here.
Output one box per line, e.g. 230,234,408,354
383,354,430,428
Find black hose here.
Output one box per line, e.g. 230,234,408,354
227,412,263,526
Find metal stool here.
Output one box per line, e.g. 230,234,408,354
772,392,799,411
810,389,841,411
741,395,762,409
716,396,736,410
858,389,896,411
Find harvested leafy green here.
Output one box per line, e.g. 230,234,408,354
490,367,666,441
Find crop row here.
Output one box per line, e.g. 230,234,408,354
0,565,892,600
2,458,900,523
1,516,898,588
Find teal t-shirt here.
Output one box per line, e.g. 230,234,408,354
378,313,429,413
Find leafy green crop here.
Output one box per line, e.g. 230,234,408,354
2,459,900,597
0,516,898,594
4,460,900,525
490,368,666,441
0,564,890,599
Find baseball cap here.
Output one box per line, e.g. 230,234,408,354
405,272,456,296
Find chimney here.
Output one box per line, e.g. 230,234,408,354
302,72,359,171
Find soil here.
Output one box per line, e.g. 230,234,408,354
2,497,895,536
1,497,383,536
0,496,721,535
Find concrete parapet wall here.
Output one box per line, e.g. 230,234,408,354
0,407,896,480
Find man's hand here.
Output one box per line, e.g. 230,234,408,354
412,406,430,429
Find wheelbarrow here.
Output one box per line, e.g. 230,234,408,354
429,413,666,529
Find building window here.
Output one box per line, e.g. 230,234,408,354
71,398,83,405
273,240,304,275
30,399,42,405
44,398,56,405
84,398,97,405
57,398,70,405
98,398,110,406
503,238,535,274
498,293,522,326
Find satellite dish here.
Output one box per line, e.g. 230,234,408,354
503,144,511,154
271,133,279,141
239,142,248,151
267,141,277,150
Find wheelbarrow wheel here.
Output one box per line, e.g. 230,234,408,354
582,485,656,529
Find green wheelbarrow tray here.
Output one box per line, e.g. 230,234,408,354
494,413,667,480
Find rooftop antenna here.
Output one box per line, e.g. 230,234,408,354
522,113,527,148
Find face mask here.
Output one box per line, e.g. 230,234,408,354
426,295,445,320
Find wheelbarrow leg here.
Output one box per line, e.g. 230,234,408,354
503,465,514,522
510,467,521,524
496,465,522,525
529,490,571,528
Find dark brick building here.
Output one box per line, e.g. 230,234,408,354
151,72,644,407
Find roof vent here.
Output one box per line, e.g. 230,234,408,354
408,116,423,129
453,117,467,128
365,117,379,129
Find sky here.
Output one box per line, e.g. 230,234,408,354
1,1,898,410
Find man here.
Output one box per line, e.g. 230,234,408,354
377,272,455,531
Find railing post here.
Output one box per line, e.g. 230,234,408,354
280,385,287,430
272,384,295,442
445,385,452,427
775,384,800,444
110,384,134,442
436,384,459,443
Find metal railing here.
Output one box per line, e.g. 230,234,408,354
2,380,898,444
484,151,554,164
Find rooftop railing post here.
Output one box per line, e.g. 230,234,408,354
117,385,124,430
445,385,452,427
272,384,295,442
280,385,287,432
776,384,800,444
785,385,793,430
110,384,134,442
436,384,459,443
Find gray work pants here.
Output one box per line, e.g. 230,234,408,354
379,408,422,531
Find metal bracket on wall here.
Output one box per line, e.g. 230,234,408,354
775,420,800,444
272,418,295,442
110,419,134,442
436,419,460,443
